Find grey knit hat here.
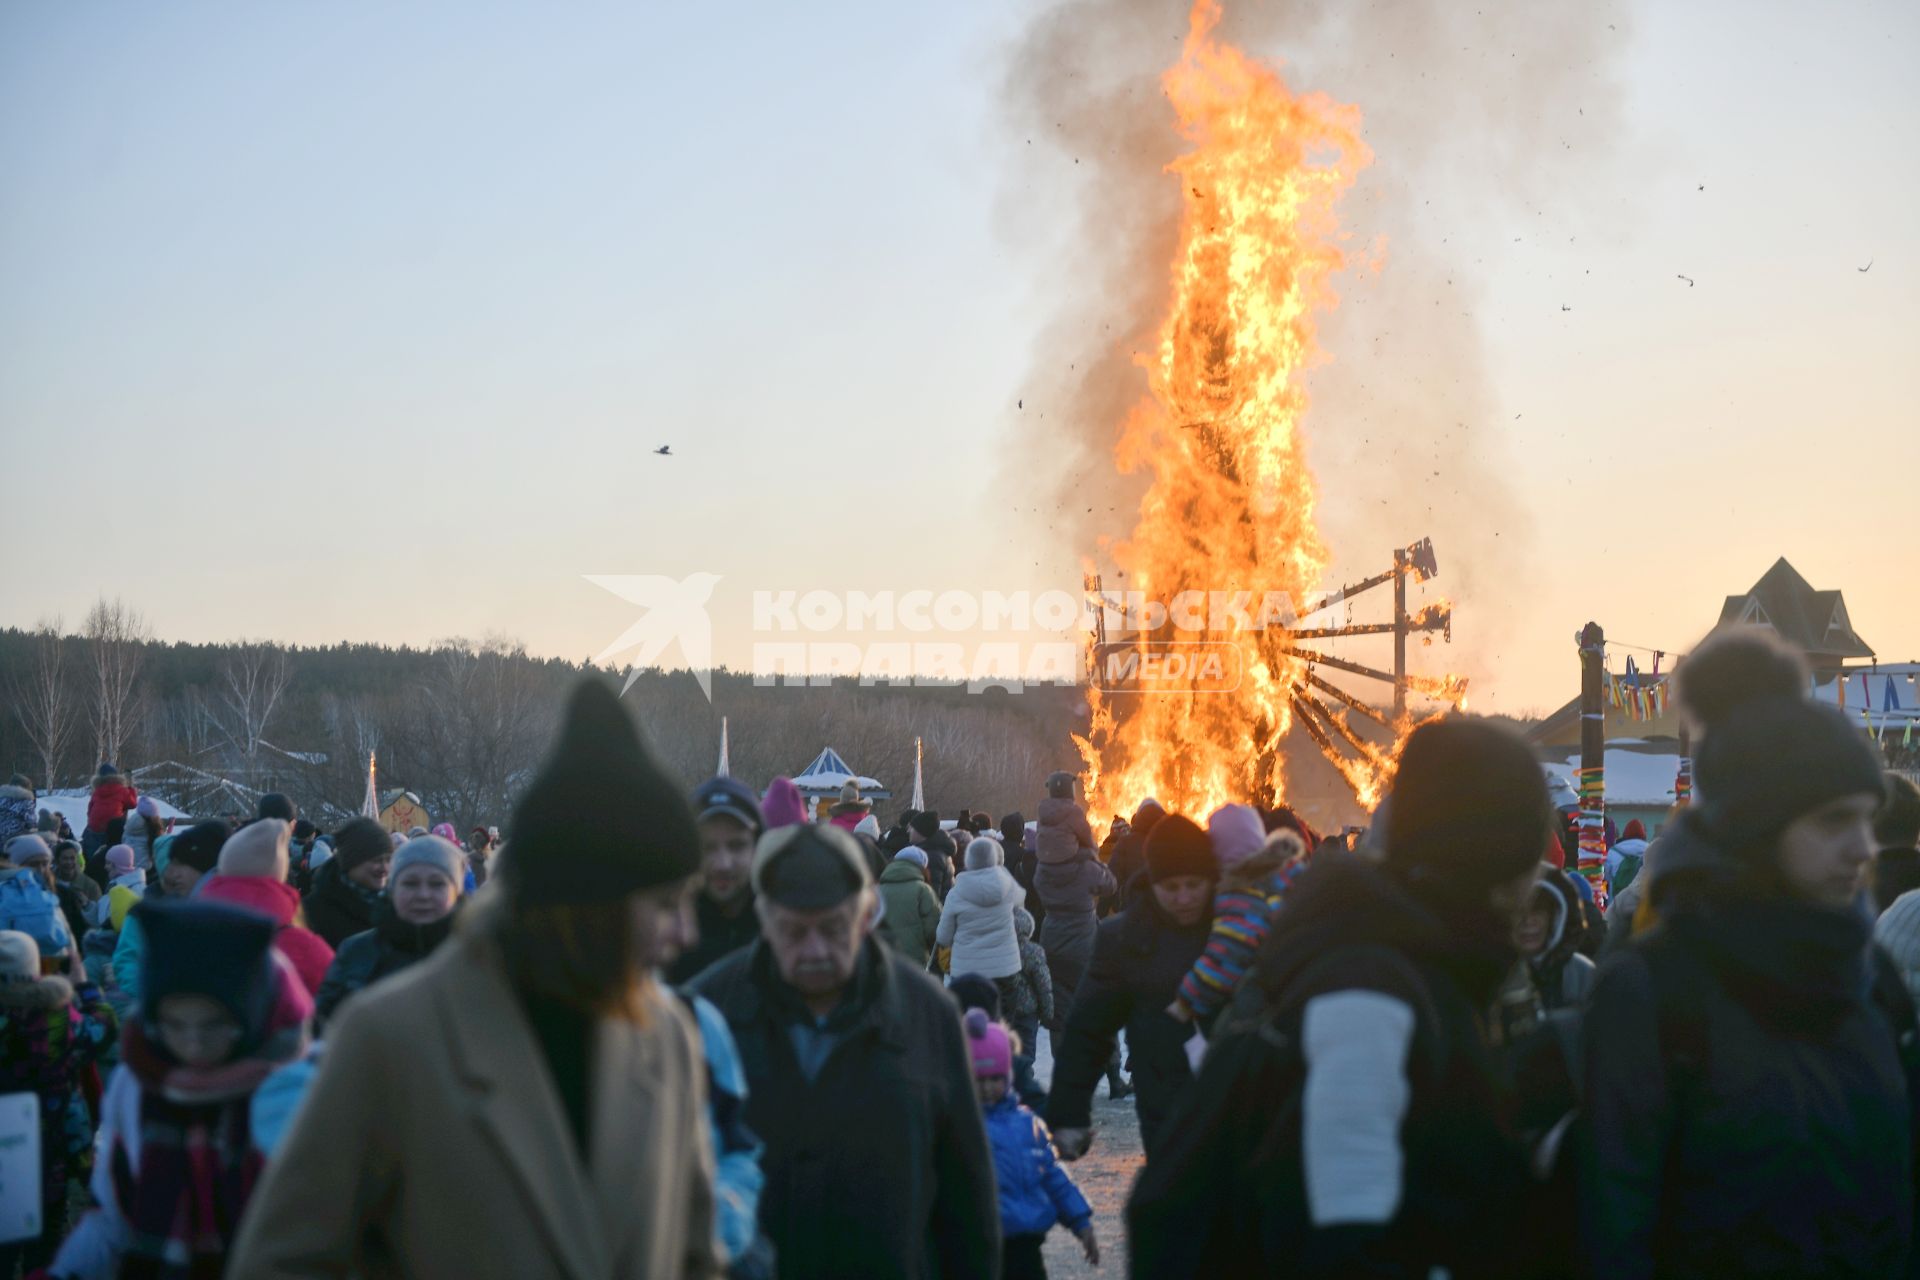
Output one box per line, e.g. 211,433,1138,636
391,835,467,891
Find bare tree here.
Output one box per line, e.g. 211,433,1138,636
208,642,293,767
83,598,149,768
393,637,553,830
6,617,77,789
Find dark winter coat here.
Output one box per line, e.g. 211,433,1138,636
1126,856,1539,1280
1035,854,1117,1026
1003,839,1045,938
916,830,958,902
1103,801,1163,911
1581,829,1915,1280
690,938,1000,1280
664,889,760,985
55,878,94,949
1044,885,1210,1158
314,901,457,1025
1006,929,1055,1030
301,855,380,949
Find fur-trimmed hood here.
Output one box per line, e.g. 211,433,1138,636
0,974,74,1011
1221,829,1305,892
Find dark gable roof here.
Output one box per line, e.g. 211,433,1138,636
1715,557,1874,659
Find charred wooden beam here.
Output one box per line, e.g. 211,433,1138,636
1277,645,1399,686
1304,671,1392,727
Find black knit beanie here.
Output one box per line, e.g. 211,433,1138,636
1144,814,1217,883
505,680,700,905
331,816,393,873
1681,630,1886,857
1694,698,1885,854
257,792,297,823
168,820,231,875
910,810,942,840
1385,718,1551,893
1000,812,1026,845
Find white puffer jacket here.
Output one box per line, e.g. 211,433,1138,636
935,866,1026,979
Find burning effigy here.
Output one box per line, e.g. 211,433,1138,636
1076,0,1466,826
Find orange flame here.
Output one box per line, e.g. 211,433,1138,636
1077,0,1383,826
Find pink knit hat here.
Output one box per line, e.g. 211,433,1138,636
106,844,137,875
964,1008,1012,1080
1208,803,1268,871
760,777,808,830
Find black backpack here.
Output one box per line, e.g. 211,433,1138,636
1125,944,1445,1277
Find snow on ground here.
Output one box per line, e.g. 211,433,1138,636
31,788,191,835
1032,1029,1142,1279
1545,747,1683,806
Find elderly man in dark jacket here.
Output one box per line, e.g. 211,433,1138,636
691,823,1000,1280
1047,813,1216,1163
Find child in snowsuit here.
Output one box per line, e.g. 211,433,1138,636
1003,908,1055,1108
1168,809,1305,1029
82,764,139,864
0,930,118,1275
51,899,314,1279
1034,772,1096,865
966,1008,1098,1280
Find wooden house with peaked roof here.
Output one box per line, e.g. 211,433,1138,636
1528,557,1877,752
1714,557,1875,678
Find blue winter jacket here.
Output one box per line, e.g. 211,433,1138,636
0,867,73,957
984,1093,1093,1239
688,991,769,1271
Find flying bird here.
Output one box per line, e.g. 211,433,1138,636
654,445,672,456
1697,184,1705,191
1561,305,1572,312
1677,274,1695,287
1859,259,1874,273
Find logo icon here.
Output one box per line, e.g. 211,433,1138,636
1090,641,1242,695
586,573,722,701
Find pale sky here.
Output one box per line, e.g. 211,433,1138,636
3,0,1915,713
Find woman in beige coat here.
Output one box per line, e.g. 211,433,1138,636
230,681,724,1280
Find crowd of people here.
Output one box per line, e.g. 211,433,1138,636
2,622,1919,1276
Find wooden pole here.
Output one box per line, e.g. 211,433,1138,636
1674,719,1692,811
1392,548,1409,719
1577,622,1608,905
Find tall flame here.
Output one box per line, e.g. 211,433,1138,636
1078,0,1377,824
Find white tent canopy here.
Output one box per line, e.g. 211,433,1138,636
791,747,891,799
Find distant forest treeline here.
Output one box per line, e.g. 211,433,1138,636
0,604,1088,834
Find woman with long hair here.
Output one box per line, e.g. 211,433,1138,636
230,681,720,1279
